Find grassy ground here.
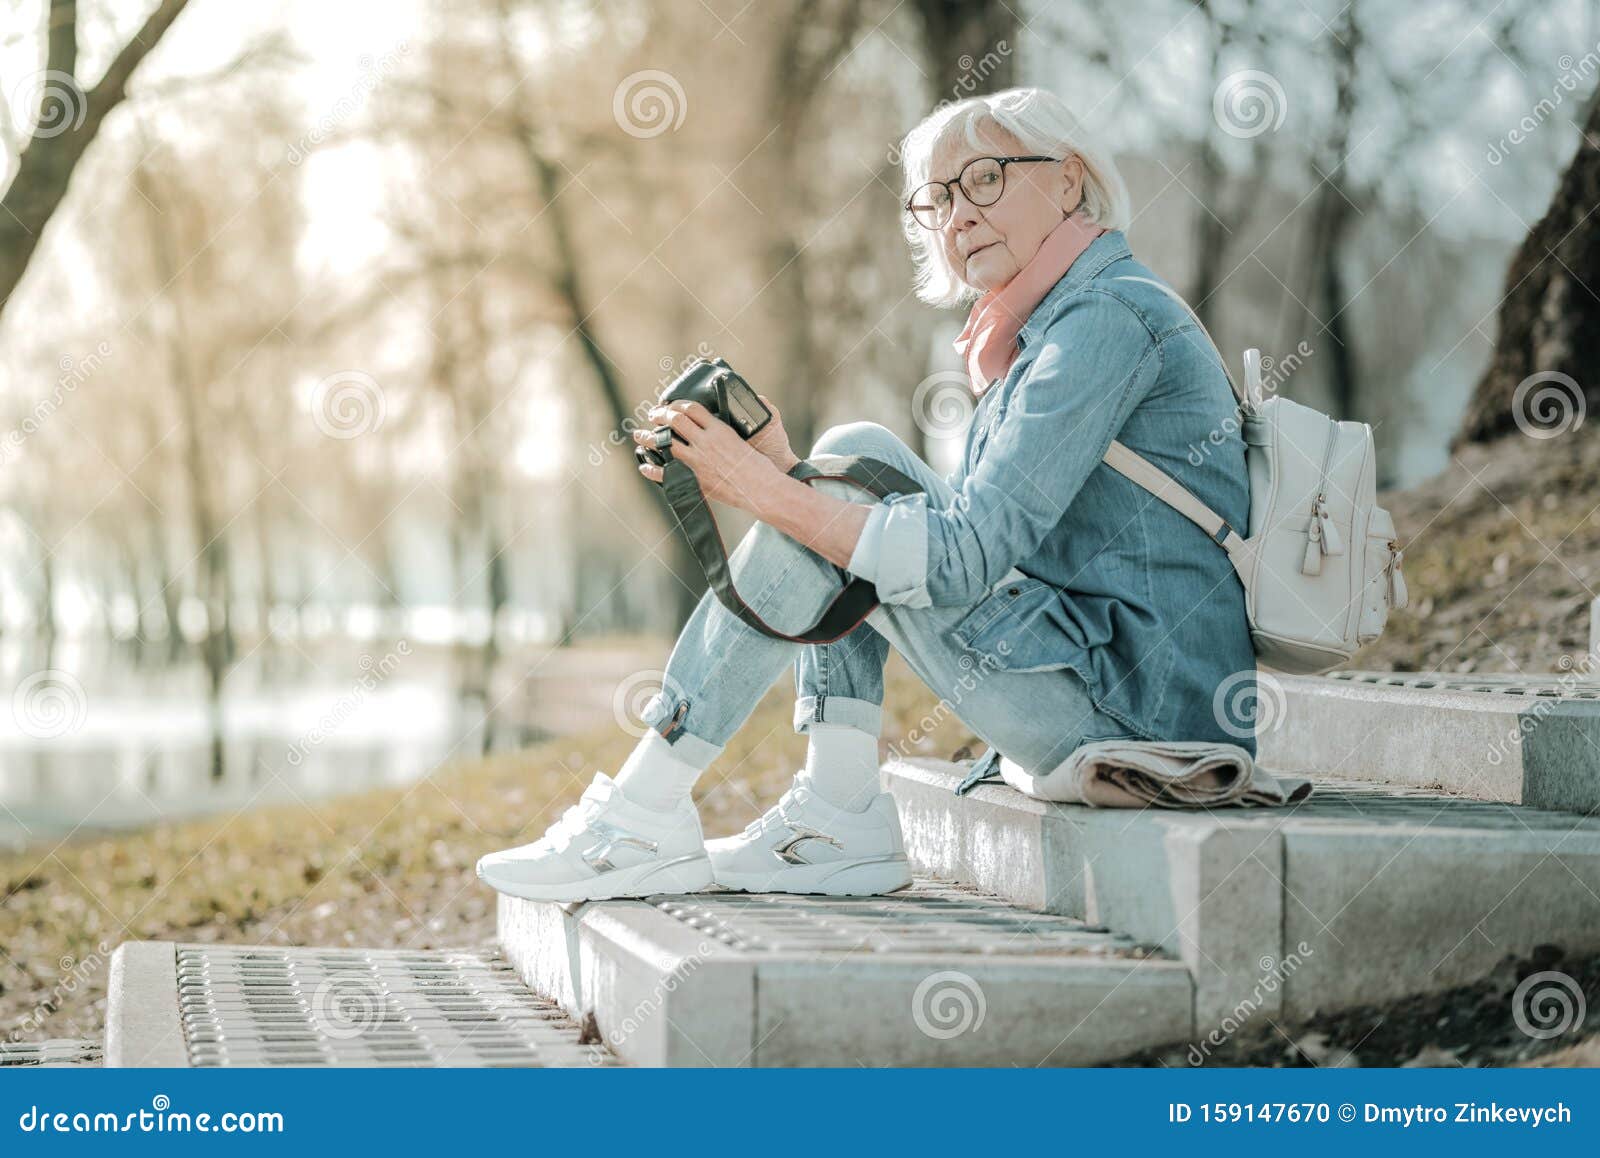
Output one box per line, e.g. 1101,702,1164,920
0,657,972,1046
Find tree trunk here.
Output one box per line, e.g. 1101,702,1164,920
132,156,234,779
1187,0,1263,330
0,0,190,320
488,13,705,627
1456,94,1600,446
909,0,1019,99
1299,2,1361,419
905,0,1018,461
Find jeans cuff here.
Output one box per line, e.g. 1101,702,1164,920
793,695,883,736
639,691,725,767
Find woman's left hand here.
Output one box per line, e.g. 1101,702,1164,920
634,400,778,509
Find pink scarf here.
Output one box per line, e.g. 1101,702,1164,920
952,213,1106,395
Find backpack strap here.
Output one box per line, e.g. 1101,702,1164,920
1102,440,1252,578
1103,276,1261,577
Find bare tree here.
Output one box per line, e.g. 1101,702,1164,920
1457,92,1600,446
908,0,1019,100
0,0,190,319
1187,0,1267,328
1295,1,1362,420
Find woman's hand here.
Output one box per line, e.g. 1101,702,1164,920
748,394,801,475
634,400,781,510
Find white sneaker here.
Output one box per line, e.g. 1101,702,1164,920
707,770,912,896
475,773,713,903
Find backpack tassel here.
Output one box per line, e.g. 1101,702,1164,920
1302,495,1343,575
1302,517,1323,575
1315,499,1344,557
1387,544,1408,608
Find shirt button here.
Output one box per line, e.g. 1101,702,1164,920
1007,586,1020,597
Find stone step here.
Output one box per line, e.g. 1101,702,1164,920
0,1039,101,1067
104,942,614,1067
887,756,1600,1033
496,880,1193,1066
1260,670,1600,813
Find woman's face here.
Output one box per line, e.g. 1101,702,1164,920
930,129,1085,295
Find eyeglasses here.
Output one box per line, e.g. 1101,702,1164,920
904,155,1062,230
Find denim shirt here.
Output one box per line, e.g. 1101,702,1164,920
848,230,1257,752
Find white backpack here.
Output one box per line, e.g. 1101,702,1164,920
1099,345,1408,675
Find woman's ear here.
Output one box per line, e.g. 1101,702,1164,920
1060,155,1086,215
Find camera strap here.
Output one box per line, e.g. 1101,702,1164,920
658,452,927,644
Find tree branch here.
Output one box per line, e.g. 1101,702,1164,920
0,0,191,320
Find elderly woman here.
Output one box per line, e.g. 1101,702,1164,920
477,86,1254,903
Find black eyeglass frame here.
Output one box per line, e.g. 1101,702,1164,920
903,155,1063,230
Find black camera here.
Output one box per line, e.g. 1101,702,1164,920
636,356,772,471
636,351,923,644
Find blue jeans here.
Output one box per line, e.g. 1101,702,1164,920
640,422,1140,776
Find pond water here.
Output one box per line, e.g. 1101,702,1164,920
0,639,495,852
0,631,664,851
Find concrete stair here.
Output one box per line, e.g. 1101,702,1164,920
97,669,1600,1068
887,756,1600,1030
102,942,613,1067
495,881,1192,1066
1261,671,1600,813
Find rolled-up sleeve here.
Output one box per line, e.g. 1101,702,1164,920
847,492,931,608
854,290,1161,608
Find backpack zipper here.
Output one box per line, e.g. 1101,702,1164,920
1302,423,1345,575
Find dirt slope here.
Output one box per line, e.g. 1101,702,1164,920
1350,427,1600,674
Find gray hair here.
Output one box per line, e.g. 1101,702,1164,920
897,87,1132,308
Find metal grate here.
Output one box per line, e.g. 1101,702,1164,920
1326,669,1600,699
0,1039,101,1067
650,881,1164,957
175,945,612,1067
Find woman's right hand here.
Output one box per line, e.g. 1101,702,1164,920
748,394,801,474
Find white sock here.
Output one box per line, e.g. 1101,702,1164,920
614,731,710,811
803,723,881,811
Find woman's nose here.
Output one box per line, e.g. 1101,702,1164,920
944,184,982,233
